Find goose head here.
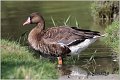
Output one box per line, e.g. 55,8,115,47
23,12,45,26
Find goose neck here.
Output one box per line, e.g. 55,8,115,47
37,22,45,31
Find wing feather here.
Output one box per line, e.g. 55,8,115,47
40,26,100,55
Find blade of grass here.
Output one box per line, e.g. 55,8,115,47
75,17,79,28
64,15,71,26
39,65,44,79
88,50,97,62
51,16,56,26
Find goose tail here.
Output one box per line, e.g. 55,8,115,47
93,33,107,38
101,33,108,37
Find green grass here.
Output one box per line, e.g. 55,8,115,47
1,39,58,79
102,21,119,53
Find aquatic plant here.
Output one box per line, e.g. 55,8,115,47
91,1,119,26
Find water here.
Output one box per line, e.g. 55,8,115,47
1,1,118,79
2,1,103,40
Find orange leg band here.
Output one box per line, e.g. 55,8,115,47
58,57,62,65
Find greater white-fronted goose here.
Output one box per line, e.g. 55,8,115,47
23,12,102,66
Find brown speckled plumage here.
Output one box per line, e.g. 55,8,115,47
23,12,101,57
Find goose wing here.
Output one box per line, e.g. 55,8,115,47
42,26,100,46
40,26,100,55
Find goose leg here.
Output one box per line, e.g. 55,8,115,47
57,56,63,67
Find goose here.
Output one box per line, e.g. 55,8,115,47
23,12,103,66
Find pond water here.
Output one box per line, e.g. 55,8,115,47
1,1,118,79
2,1,104,40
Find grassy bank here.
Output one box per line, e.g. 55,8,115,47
91,1,119,54
1,39,58,79
102,21,119,53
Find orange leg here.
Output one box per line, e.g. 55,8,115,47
57,56,63,67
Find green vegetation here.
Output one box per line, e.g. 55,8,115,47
1,39,58,79
91,1,119,54
91,1,119,26
102,21,119,53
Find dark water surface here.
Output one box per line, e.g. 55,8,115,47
1,1,118,78
2,1,103,40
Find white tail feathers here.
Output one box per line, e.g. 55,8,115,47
93,33,108,38
101,33,108,37
93,36,101,38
